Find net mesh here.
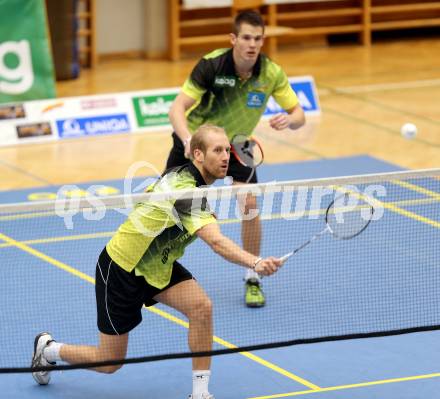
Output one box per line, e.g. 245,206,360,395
0,169,439,372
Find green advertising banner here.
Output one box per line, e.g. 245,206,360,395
0,0,56,103
133,94,177,128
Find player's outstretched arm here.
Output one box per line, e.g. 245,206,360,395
269,104,305,130
168,92,197,157
196,223,282,276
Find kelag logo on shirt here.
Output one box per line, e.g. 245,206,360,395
247,92,265,108
214,76,236,88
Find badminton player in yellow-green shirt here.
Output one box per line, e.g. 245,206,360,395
31,125,284,399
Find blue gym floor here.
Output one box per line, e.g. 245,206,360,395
1,155,439,399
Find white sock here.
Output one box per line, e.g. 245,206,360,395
192,370,211,397
43,342,63,363
245,268,260,282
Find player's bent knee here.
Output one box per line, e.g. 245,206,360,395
190,296,212,320
198,297,212,317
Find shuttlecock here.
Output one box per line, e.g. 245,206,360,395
400,123,417,139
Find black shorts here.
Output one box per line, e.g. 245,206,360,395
166,132,258,184
95,247,193,335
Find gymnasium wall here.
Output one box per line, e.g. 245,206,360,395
96,0,167,58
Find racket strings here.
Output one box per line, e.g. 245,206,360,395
231,135,263,168
326,200,374,239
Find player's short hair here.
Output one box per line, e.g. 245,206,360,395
233,10,265,35
190,124,227,156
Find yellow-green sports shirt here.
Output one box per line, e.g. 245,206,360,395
106,164,216,289
183,48,299,140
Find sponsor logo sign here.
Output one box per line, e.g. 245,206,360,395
56,114,130,138
132,94,176,127
16,121,52,138
80,98,117,110
41,101,64,114
0,0,56,102
0,40,34,95
0,103,25,120
39,97,118,115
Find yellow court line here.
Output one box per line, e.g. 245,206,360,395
331,186,440,230
394,197,440,207
392,179,440,201
247,372,440,399
0,231,113,248
0,231,94,283
0,210,57,222
381,200,440,229
0,229,319,390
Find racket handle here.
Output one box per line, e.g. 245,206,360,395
280,252,293,263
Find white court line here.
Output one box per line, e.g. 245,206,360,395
321,78,440,95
